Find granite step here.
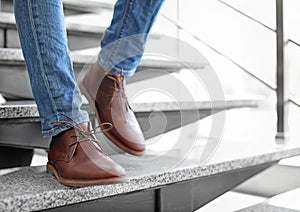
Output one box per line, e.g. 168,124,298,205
63,12,174,50
0,154,278,212
0,98,259,150
0,47,207,99
0,11,173,50
238,188,300,212
63,0,115,12
1,105,300,211
0,0,114,14
0,11,108,49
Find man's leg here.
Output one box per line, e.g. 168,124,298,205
14,0,126,187
14,0,88,137
79,0,165,155
99,0,165,77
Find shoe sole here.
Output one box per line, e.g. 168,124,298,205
46,163,128,187
78,78,145,156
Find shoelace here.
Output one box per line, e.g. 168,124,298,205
106,74,130,122
51,113,113,152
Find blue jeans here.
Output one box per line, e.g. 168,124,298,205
14,0,164,137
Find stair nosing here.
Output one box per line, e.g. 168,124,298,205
0,48,209,69
0,148,299,212
0,99,259,119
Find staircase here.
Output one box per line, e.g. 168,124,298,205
1,0,300,211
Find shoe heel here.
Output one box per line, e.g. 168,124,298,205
46,163,54,176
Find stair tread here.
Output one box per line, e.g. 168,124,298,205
63,12,169,38
239,188,300,211
71,47,207,69
0,47,208,70
0,0,114,13
0,12,15,28
63,0,115,11
1,102,300,211
0,11,168,42
0,98,260,149
0,12,109,34
0,98,259,119
0,12,207,68
1,125,300,211
0,146,299,211
63,11,113,35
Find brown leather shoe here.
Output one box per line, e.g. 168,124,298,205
78,63,146,156
47,120,127,187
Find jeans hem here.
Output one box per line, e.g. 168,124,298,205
41,115,89,137
97,58,136,77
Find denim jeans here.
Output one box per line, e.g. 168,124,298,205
14,0,165,137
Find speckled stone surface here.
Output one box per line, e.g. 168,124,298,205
0,101,38,119
0,99,258,119
1,148,300,212
1,105,300,211
0,146,300,211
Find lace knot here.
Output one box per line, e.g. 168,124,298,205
51,113,112,152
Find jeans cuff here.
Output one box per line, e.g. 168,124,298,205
97,55,136,77
41,114,89,137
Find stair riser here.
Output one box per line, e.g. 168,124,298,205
0,30,4,48
0,63,178,99
0,0,13,13
5,29,20,48
1,27,102,50
0,65,32,99
0,64,84,99
0,109,214,150
0,119,50,149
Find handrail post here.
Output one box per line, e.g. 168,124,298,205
276,0,288,139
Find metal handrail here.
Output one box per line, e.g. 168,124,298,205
216,0,276,32
161,13,277,91
288,39,300,47
216,0,300,114
163,0,290,137
289,97,300,108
